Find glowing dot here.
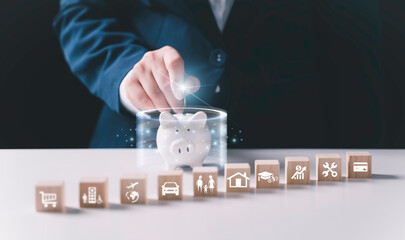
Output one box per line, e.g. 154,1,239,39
130,137,134,141
232,138,237,143
116,134,119,138
210,129,215,134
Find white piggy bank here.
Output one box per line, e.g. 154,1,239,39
156,111,212,169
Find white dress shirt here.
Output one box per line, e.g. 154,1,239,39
208,0,234,32
119,0,234,115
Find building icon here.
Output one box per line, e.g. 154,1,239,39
88,187,97,204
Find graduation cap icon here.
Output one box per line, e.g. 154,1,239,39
257,171,278,183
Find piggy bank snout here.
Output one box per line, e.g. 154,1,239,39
170,139,195,156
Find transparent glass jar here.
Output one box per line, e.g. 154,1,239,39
136,107,227,170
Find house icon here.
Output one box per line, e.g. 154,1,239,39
227,172,250,188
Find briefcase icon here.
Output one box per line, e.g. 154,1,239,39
353,162,368,172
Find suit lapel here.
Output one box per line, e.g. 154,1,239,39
148,0,257,48
222,0,257,49
149,0,222,46
184,0,259,48
185,0,223,46
148,0,194,22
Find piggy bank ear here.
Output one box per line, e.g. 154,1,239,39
189,111,207,128
159,112,176,129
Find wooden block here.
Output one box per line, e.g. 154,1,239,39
35,181,65,212
120,174,147,204
79,177,108,208
255,160,280,188
225,163,251,192
285,157,310,184
346,152,372,178
316,154,342,181
193,167,218,197
158,170,183,200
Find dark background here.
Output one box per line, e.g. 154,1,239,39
0,0,404,148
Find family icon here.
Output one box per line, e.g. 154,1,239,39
193,167,218,197
196,175,215,194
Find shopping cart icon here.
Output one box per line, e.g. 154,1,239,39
39,191,57,208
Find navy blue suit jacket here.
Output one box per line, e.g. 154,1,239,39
54,0,385,148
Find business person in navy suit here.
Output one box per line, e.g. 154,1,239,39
54,0,385,148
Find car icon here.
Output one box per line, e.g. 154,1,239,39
162,182,180,196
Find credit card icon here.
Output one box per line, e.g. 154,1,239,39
353,162,368,172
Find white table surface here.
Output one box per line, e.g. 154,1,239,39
0,149,404,240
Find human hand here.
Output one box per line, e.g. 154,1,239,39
122,46,200,113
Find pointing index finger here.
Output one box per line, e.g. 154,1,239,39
163,49,185,100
